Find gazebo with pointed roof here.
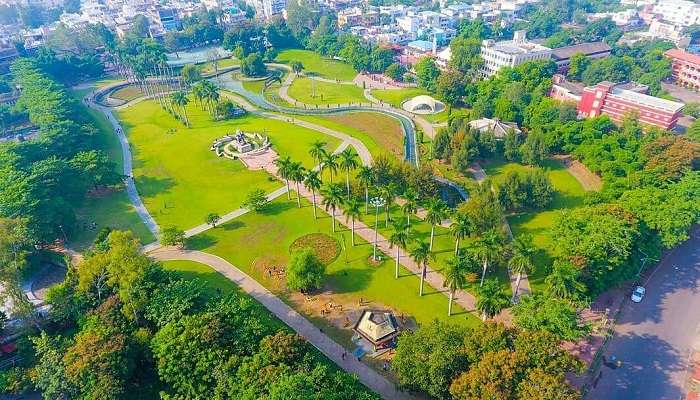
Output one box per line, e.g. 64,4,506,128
468,118,522,140
352,310,399,351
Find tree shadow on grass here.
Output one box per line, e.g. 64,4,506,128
187,234,218,250
136,176,176,198
222,220,245,231
260,201,296,216
327,267,375,293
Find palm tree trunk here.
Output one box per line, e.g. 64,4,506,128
332,209,336,232
295,182,301,208
351,219,355,246
407,213,410,226
364,186,369,214
454,238,460,256
419,264,426,296
312,191,317,219
385,207,389,228
345,170,350,198
430,225,435,251
482,312,487,322
182,106,189,127
512,272,522,301
480,258,488,287
448,290,454,316
395,247,401,279
285,179,291,200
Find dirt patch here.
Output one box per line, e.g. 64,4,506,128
552,154,603,191
252,255,287,290
289,233,340,265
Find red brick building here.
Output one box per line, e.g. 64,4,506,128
577,81,684,130
664,48,700,90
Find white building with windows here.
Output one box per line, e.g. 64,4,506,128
479,30,551,76
651,0,700,27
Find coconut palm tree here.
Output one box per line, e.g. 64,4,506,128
380,182,397,228
356,165,374,214
410,240,434,296
474,229,504,287
449,212,472,256
309,140,327,167
508,235,536,301
388,220,410,279
545,260,586,302
344,198,362,246
289,161,306,208
401,188,418,226
321,183,344,232
338,148,359,198
303,170,322,219
444,255,469,316
170,91,190,126
476,278,510,321
275,156,293,200
321,151,338,183
426,198,448,251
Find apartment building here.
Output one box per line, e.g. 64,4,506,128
651,0,700,27
664,48,700,90
480,30,551,76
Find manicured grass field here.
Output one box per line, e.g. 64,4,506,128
370,88,429,108
482,158,587,292
68,87,155,249
111,85,144,102
287,78,367,106
161,259,246,297
117,99,340,230
275,49,357,81
188,197,482,341
200,57,238,75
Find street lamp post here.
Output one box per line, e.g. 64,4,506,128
370,196,385,261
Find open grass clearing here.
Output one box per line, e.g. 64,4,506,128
323,112,405,160
287,78,367,107
200,57,238,75
275,49,357,81
482,157,587,292
370,88,429,108
117,99,340,230
187,196,481,347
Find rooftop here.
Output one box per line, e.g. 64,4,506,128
353,310,398,344
551,41,612,61
610,87,685,113
665,48,700,65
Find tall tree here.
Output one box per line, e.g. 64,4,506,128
444,255,469,316
338,148,359,198
410,241,434,297
274,156,293,200
474,229,504,287
388,220,410,279
476,278,509,320
303,170,322,219
356,165,374,214
449,212,472,256
320,183,344,232
508,235,536,300
401,188,418,226
426,199,448,251
344,198,362,246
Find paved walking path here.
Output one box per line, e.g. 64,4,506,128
148,248,415,400
363,89,437,139
85,96,160,238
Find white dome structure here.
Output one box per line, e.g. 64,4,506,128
402,95,445,115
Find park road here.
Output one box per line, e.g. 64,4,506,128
587,227,700,399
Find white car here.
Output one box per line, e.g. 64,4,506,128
631,286,646,303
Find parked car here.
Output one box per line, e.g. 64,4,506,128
631,286,646,303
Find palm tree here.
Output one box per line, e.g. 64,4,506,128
356,165,374,214
388,220,410,279
444,256,468,316
321,183,344,232
449,212,471,256
303,170,322,219
170,91,190,126
476,278,510,321
426,198,448,251
344,198,362,246
289,161,306,208
338,148,359,198
410,240,434,296
545,260,586,302
274,156,293,200
508,235,536,301
380,183,397,228
309,140,327,167
474,229,503,287
401,188,418,226
191,81,205,109
321,151,338,183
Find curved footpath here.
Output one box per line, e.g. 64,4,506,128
150,248,415,400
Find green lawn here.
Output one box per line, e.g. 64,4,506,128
370,88,429,108
276,49,357,81
68,86,155,249
287,78,367,107
482,158,587,292
162,259,248,298
188,196,481,346
117,99,340,230
200,58,238,75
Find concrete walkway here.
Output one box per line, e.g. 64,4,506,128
149,248,414,400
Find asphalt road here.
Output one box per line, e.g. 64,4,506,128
588,227,700,400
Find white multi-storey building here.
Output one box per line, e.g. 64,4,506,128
480,30,551,76
652,0,700,27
